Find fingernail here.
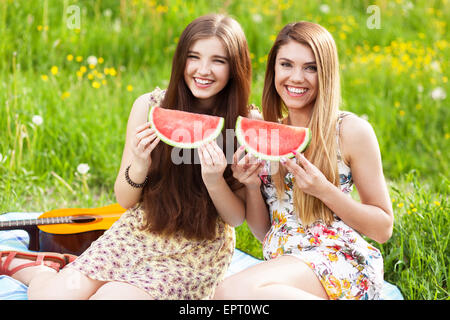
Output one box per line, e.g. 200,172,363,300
239,145,245,150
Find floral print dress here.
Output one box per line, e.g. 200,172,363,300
260,112,384,300
67,88,236,299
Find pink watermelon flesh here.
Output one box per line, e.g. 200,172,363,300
236,116,311,160
149,107,224,148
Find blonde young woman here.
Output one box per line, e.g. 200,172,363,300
214,21,393,300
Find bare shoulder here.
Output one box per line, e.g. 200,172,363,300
340,113,380,164
129,88,166,121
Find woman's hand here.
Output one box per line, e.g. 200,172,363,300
131,122,160,172
231,146,264,190
198,141,228,187
280,151,333,198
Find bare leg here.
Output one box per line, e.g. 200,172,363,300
27,267,106,300
0,255,105,299
89,281,154,300
214,255,328,300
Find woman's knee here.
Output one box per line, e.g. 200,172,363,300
213,275,256,300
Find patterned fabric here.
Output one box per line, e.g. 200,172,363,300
68,88,235,299
67,204,235,299
260,112,385,300
0,213,403,300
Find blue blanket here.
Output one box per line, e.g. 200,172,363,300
0,212,403,300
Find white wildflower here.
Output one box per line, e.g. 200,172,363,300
430,61,441,72
319,4,330,14
87,56,98,66
77,163,90,174
431,87,446,100
417,84,424,93
252,14,262,23
32,115,43,126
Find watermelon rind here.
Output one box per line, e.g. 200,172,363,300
148,106,225,149
235,116,312,161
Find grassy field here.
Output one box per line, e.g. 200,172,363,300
0,0,448,300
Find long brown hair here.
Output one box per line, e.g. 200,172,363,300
262,21,341,226
141,14,251,240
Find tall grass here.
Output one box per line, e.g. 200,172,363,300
0,0,448,299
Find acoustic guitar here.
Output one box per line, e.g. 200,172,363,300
0,203,126,255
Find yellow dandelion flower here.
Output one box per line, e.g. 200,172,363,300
104,67,110,75
434,201,441,206
156,5,168,13
92,81,101,89
126,85,133,92
41,75,48,81
397,202,404,208
89,64,95,69
67,54,74,61
98,57,104,64
87,74,94,80
412,208,417,212
392,198,396,203
339,32,347,40
399,110,405,116
80,66,87,73
102,79,107,85
443,76,448,83
445,133,450,140
76,56,83,62
50,66,58,75
37,25,43,31
61,91,71,100
109,68,117,76
76,71,83,79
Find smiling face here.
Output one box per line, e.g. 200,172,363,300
274,40,318,115
184,37,231,110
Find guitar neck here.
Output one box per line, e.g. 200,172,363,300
0,216,73,230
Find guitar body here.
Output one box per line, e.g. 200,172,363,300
39,230,106,256
0,203,127,256
38,203,126,234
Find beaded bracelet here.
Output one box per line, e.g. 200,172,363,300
125,164,148,188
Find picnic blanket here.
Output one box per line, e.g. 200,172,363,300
0,212,403,300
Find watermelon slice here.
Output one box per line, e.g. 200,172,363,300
235,116,312,161
148,107,224,148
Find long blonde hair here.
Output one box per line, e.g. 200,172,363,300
262,21,341,226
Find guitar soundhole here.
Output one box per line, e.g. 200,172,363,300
71,215,96,223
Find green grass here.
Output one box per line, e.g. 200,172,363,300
0,0,448,300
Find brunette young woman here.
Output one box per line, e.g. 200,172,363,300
214,21,393,300
0,14,252,300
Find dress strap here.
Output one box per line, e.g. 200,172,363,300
336,111,353,161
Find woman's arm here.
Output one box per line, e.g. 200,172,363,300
114,93,160,208
282,115,393,243
231,148,271,242
198,141,247,227
330,115,393,243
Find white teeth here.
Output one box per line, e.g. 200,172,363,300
195,78,213,85
287,86,307,94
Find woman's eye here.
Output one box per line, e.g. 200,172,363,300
187,55,199,59
214,59,226,64
305,65,317,72
280,62,292,68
